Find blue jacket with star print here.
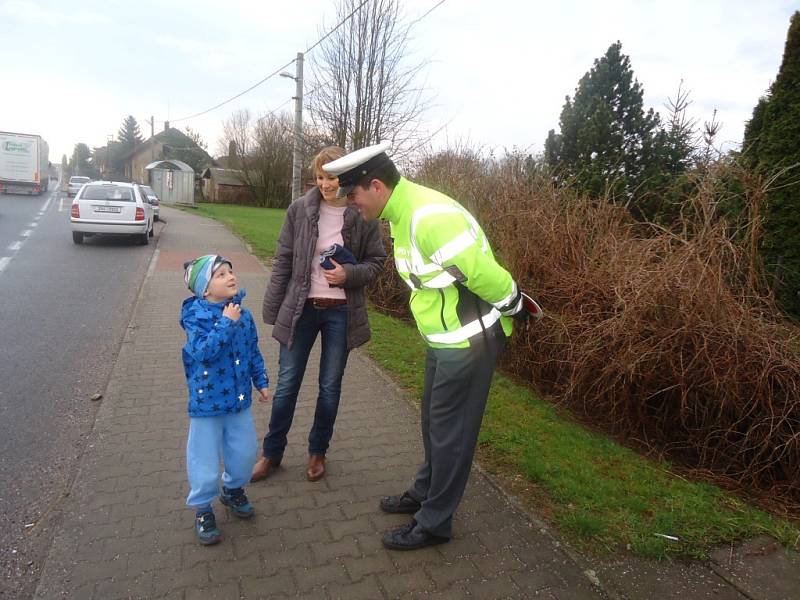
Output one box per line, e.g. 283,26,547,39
179,289,269,417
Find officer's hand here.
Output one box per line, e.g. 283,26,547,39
258,388,271,403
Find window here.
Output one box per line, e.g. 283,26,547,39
81,185,134,201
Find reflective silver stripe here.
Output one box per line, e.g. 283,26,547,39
395,257,413,272
409,204,484,273
431,229,477,264
420,270,456,289
425,309,502,344
500,295,523,316
397,257,441,276
410,204,465,238
493,280,518,310
415,262,442,274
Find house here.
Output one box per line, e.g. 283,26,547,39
122,125,215,184
201,167,257,204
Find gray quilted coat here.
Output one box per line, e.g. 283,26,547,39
262,187,387,350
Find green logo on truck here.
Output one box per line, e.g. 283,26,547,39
3,141,31,154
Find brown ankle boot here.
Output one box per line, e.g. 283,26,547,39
251,457,279,482
306,454,326,482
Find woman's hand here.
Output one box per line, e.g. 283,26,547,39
258,388,271,403
322,259,347,286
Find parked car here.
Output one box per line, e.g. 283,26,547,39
70,181,154,245
67,175,91,197
140,184,160,221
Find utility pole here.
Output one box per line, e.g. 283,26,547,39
291,52,303,200
149,116,155,164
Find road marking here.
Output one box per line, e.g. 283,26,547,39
41,196,52,212
0,257,10,273
21,230,32,237
59,197,63,212
8,241,22,251
29,222,37,228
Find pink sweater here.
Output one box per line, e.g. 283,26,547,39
309,201,347,299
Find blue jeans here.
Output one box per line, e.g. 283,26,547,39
262,303,349,459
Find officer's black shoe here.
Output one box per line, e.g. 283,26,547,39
379,491,421,514
382,522,449,551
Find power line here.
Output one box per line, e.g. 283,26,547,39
167,0,445,126
170,58,295,124
168,0,371,125
305,0,371,55
408,0,447,27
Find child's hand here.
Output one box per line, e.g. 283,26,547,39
322,259,347,286
258,388,271,403
223,303,242,321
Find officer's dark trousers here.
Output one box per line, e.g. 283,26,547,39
408,322,507,538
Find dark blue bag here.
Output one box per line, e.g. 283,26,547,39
319,243,357,270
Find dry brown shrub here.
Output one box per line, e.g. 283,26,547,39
370,149,800,508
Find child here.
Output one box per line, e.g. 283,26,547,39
180,254,270,545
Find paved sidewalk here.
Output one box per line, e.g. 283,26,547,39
33,207,603,599
31,207,798,600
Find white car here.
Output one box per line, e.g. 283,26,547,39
70,181,154,245
67,175,91,197
140,184,160,221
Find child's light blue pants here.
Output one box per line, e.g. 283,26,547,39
186,407,258,508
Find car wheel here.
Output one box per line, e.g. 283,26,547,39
154,215,159,222
138,229,149,245
72,232,83,244
148,222,154,237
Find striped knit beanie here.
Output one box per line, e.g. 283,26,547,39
183,254,232,298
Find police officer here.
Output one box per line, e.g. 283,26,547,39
323,143,530,550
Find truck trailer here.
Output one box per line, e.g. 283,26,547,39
0,131,50,195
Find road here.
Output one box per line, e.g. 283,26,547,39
0,184,161,599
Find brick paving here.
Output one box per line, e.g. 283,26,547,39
32,206,605,599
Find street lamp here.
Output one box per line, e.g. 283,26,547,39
281,52,304,201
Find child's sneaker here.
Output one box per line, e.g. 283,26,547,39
220,486,254,518
195,510,221,545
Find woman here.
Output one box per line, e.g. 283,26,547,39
252,146,386,482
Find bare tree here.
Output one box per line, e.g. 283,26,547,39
308,0,430,151
251,113,294,207
217,109,253,163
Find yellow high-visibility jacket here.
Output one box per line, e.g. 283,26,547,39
381,177,521,348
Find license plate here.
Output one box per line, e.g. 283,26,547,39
94,206,121,213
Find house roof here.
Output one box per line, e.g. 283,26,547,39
146,159,193,172
119,128,214,165
201,167,248,187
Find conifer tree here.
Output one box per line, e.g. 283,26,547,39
743,11,800,314
545,42,661,208
117,115,143,150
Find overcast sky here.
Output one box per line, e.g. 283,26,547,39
1,0,796,163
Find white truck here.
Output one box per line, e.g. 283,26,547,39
0,131,50,195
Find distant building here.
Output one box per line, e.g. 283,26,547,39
121,126,214,184
201,167,257,204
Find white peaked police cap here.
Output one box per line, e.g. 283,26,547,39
322,142,393,198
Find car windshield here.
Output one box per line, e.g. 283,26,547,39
81,185,134,202
70,177,90,184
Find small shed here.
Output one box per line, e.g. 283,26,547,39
146,159,194,206
201,167,257,205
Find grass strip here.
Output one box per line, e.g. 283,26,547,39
188,203,286,260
